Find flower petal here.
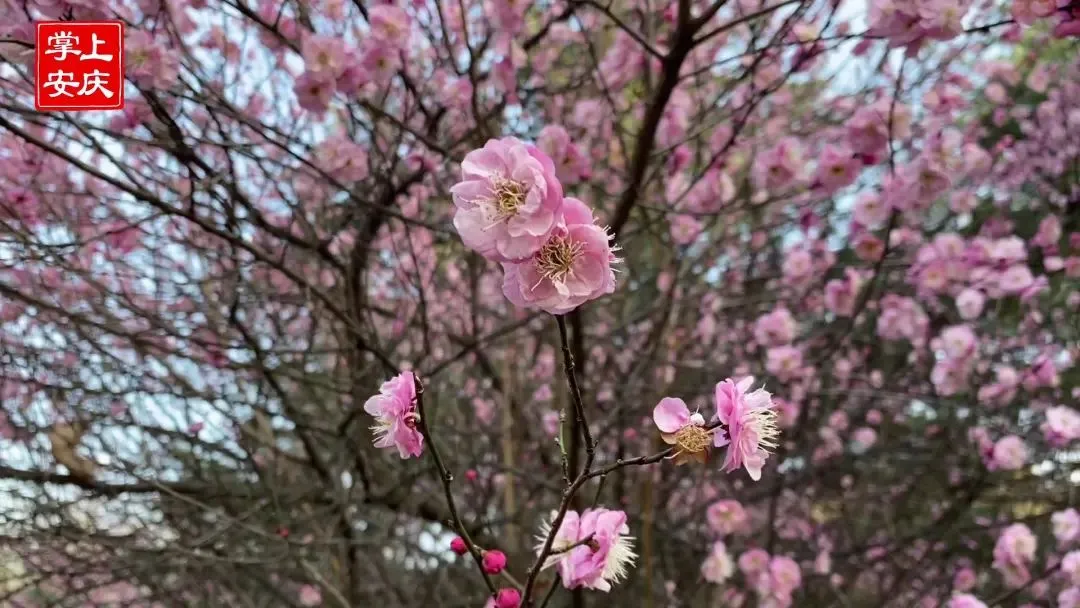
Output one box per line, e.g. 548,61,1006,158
653,397,691,433
736,375,755,392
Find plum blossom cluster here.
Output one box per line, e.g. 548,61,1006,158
866,0,976,51
930,324,979,396
450,137,618,315
653,376,780,481
737,549,803,608
293,5,410,113
870,0,1080,52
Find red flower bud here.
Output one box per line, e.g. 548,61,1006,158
450,536,468,555
494,588,521,608
482,549,507,574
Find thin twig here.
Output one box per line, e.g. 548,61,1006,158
557,315,595,474
412,373,498,594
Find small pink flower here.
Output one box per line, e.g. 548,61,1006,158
363,371,424,458
953,567,976,591
955,289,985,320
947,594,987,608
814,144,860,192
714,377,780,481
538,508,637,592
451,137,564,262
701,541,735,583
768,556,802,595
653,397,712,465
298,585,322,606
294,71,335,113
738,549,771,577
1060,588,1080,608
368,5,410,47
756,137,804,188
990,435,1027,471
998,265,1035,294
483,550,508,574
537,124,589,185
824,270,862,317
852,427,877,451
1065,551,1080,585
501,198,617,315
301,34,348,78
670,214,702,245
1054,509,1080,546
706,500,749,536
359,40,401,86
939,325,977,360
766,346,803,382
1042,406,1080,447
754,308,797,346
993,523,1037,588
853,192,890,228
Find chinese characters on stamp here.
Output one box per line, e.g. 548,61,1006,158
35,21,125,111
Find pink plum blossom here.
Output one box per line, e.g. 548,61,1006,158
653,397,712,465
947,594,987,608
1065,551,1080,585
1055,508,1080,546
714,377,780,481
298,585,322,606
993,523,1037,588
701,541,735,583
363,371,424,459
368,5,410,47
707,500,749,536
1042,406,1080,447
538,508,637,592
451,137,565,262
989,435,1027,471
955,289,985,320
814,144,860,192
754,308,797,346
1060,588,1080,608
738,548,771,577
501,198,617,315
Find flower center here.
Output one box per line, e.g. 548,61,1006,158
674,424,712,455
536,235,584,283
492,177,527,218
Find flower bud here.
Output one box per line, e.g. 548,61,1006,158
482,550,507,574
494,588,521,608
450,537,468,555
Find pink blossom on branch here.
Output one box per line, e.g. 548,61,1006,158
500,198,617,315
451,137,565,262
713,376,780,481
363,371,423,459
537,508,637,592
653,397,712,465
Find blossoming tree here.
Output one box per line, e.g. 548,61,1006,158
1,0,1079,606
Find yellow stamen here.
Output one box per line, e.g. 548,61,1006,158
536,235,584,284
492,177,527,217
674,424,712,456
